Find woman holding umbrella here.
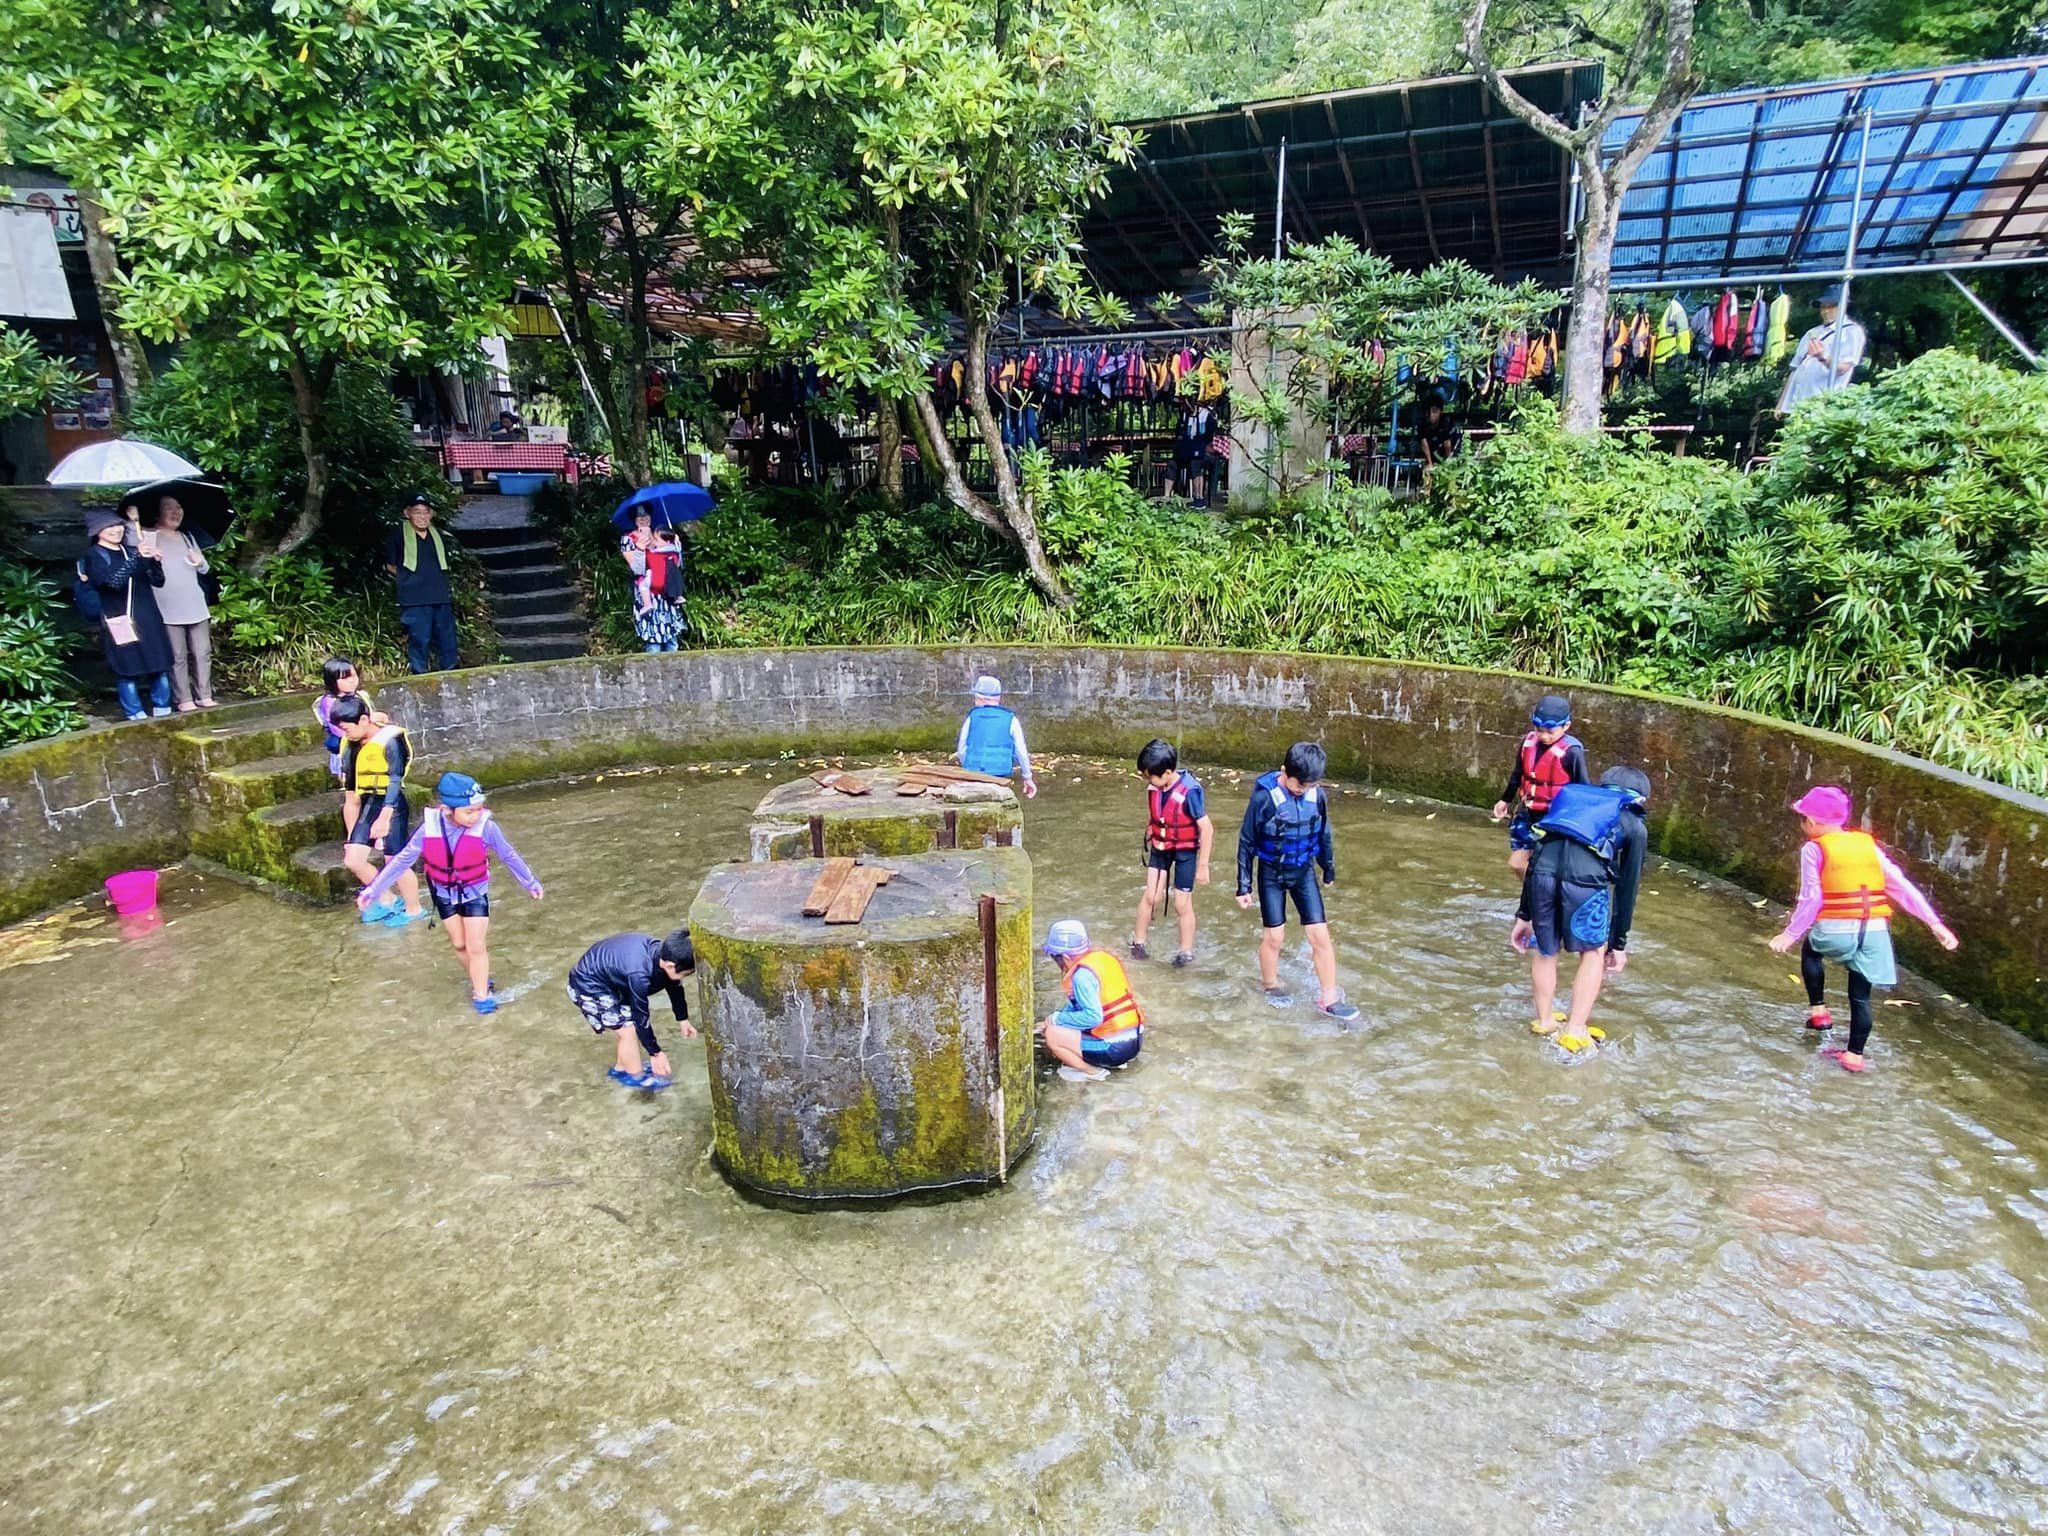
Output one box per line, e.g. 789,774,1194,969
81,508,175,719
619,506,686,653
149,493,219,710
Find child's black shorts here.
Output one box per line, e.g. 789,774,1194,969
346,795,410,854
1145,846,1200,893
429,887,489,920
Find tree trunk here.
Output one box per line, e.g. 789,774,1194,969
605,161,656,488
275,350,333,557
959,320,1066,603
1561,169,1618,436
877,397,903,506
537,160,629,469
75,193,151,411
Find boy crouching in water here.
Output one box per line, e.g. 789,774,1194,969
568,927,697,1091
1511,766,1651,1053
1037,920,1144,1083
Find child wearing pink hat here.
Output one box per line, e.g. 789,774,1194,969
1766,785,1958,1072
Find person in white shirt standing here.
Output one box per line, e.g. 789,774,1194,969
1776,284,1866,412
955,674,1038,799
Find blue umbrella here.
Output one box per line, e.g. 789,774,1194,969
612,482,714,532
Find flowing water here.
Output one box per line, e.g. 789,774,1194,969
4,757,2048,1534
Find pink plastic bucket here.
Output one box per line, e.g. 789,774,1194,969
105,869,159,915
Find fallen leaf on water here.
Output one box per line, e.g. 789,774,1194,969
1941,994,1954,1002
1751,899,1769,908
1786,973,1801,984
1883,999,1918,1008
1424,812,1437,821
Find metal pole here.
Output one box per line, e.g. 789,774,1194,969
1826,105,1873,391
1015,260,1026,345
539,290,607,422
1945,272,2044,369
1608,253,2048,293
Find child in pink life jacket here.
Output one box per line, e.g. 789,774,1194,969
1766,785,1957,1074
357,771,543,1013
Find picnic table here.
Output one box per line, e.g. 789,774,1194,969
439,440,580,485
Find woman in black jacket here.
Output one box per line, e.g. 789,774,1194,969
82,507,175,719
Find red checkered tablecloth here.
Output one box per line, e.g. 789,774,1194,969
440,441,578,485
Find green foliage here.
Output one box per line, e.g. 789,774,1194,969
2,0,554,372
0,325,83,419
129,339,455,571
0,561,86,747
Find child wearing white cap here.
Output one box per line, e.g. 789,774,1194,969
956,674,1038,798
1037,920,1144,1082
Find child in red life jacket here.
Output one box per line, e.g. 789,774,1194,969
357,772,544,1014
1492,693,1590,875
1130,738,1214,967
1766,785,1957,1073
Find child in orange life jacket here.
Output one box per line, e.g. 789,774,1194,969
357,772,543,1013
1492,693,1590,875
1130,738,1214,967
1037,919,1144,1083
332,695,429,928
1767,785,1957,1073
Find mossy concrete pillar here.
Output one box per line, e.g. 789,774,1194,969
748,767,1022,861
689,848,1036,1200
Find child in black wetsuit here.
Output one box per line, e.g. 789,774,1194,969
567,927,697,1090
1510,765,1651,1054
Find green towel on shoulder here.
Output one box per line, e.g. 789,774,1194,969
401,523,447,573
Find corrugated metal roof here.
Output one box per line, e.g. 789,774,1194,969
1603,56,2048,284
1077,62,1604,298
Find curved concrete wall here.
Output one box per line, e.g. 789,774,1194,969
4,646,2043,1035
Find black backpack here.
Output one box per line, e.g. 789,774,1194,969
71,558,103,621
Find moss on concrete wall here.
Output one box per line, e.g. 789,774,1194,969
6,646,2044,1037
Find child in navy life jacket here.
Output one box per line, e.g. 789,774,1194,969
956,674,1038,799
331,695,430,928
1766,785,1957,1074
1131,738,1214,967
1492,694,1591,875
567,928,697,1091
357,772,544,1013
1234,741,1361,1022
1510,766,1652,1054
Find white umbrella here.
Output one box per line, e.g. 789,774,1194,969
47,438,205,487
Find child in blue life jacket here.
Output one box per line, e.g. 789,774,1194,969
1037,919,1145,1083
314,655,387,837
1234,740,1360,1023
1510,765,1651,1054
358,772,543,1011
955,674,1038,799
332,695,430,928
1131,737,1214,966
1492,693,1590,876
568,928,696,1091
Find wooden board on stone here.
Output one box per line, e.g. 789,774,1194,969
809,769,872,796
900,763,1009,786
822,864,894,924
802,857,857,916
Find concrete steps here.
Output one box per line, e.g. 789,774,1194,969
456,494,589,663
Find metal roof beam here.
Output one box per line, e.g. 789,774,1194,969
1400,87,1443,262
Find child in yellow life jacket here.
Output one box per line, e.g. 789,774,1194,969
1131,738,1214,967
1037,919,1144,1083
1492,693,1590,875
1767,786,1958,1073
332,695,429,928
357,772,544,1013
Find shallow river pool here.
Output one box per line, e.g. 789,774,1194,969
4,757,2047,1534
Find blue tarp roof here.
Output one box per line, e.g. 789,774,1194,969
1603,57,2048,286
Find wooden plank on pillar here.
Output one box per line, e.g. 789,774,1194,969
802,857,857,916
823,864,895,924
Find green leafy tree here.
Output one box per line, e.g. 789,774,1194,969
1202,224,1562,498
1461,0,1702,435
521,0,789,487
640,0,1137,601
0,324,83,418
1,0,558,553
